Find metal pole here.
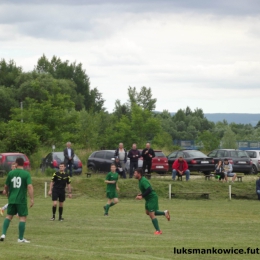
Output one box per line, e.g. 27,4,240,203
229,185,231,200
169,184,172,200
45,182,47,198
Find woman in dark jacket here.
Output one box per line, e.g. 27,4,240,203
215,160,225,182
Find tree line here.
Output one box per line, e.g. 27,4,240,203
1,56,260,156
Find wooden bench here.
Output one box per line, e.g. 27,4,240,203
171,192,210,199
237,176,243,182
231,193,256,198
85,172,92,178
0,170,6,178
205,175,214,180
177,175,183,181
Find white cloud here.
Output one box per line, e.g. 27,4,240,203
1,1,260,113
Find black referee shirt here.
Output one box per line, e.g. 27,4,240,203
51,171,71,189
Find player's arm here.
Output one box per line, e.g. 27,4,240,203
116,181,119,191
3,184,9,197
105,180,116,184
28,184,34,208
136,186,152,200
67,183,72,198
48,181,54,195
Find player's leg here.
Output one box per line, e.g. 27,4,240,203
104,198,112,216
58,190,65,221
1,203,17,241
110,197,119,208
51,189,59,220
58,202,64,221
147,198,162,234
0,214,14,241
17,204,30,243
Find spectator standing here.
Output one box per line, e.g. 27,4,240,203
115,157,126,179
64,142,75,177
114,143,127,174
142,143,155,176
172,156,190,181
128,143,141,178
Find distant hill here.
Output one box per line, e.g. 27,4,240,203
168,113,260,126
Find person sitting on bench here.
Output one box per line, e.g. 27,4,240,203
223,158,236,182
172,156,190,181
215,160,225,182
256,176,260,200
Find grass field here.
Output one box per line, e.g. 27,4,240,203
0,175,260,259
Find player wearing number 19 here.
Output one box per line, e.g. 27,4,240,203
0,158,34,243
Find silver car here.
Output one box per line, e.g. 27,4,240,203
245,150,260,174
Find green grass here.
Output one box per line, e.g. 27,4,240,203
0,198,259,259
0,175,259,259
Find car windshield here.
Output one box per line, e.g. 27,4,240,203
155,151,165,157
185,151,207,158
54,152,80,161
6,155,26,162
230,151,249,158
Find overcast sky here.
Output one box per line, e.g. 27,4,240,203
1,0,260,113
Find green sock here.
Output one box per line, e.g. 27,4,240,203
2,218,11,235
18,222,26,240
105,204,110,214
109,202,115,207
155,211,165,216
152,218,160,231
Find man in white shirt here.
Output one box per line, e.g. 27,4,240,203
64,142,75,177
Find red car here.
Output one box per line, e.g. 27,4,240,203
0,153,30,171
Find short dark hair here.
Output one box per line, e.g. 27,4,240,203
111,163,116,167
15,157,24,166
224,158,228,161
135,168,143,175
59,162,65,166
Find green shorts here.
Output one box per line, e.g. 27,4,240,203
7,204,28,216
106,191,118,199
145,196,159,212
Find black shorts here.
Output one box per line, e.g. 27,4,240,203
52,189,66,202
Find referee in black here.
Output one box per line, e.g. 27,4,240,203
48,162,72,221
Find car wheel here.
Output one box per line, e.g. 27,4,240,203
251,165,258,175
88,165,96,172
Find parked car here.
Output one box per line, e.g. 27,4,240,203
125,150,169,174
245,150,260,174
167,150,215,175
40,152,82,175
87,150,115,172
207,149,252,174
0,152,30,171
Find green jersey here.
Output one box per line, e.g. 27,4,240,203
139,176,157,201
5,168,32,204
105,171,118,193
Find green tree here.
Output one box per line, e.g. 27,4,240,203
221,127,237,149
197,130,220,152
127,86,157,111
0,59,22,88
35,55,104,111
0,86,18,122
0,121,39,155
